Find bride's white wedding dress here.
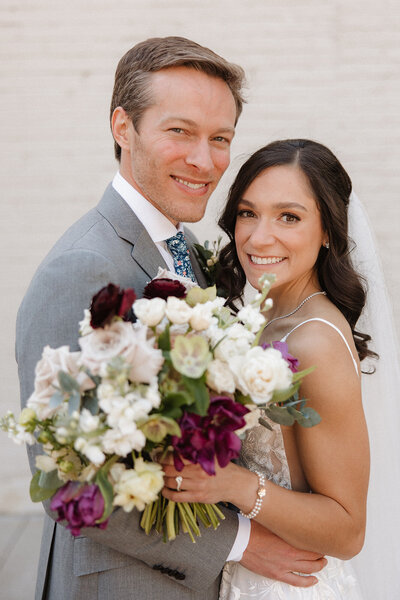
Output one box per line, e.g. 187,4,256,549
219,319,364,600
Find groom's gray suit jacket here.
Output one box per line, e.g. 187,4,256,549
16,184,239,600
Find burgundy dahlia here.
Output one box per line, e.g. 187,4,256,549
263,340,299,373
171,397,249,476
90,283,136,328
50,481,108,536
143,278,187,300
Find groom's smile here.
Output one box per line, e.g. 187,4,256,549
113,65,237,226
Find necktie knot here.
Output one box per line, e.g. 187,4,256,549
165,232,196,282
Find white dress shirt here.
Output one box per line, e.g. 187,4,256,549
112,172,250,562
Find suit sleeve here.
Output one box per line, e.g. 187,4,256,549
16,248,239,592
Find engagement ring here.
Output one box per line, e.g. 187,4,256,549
175,475,183,492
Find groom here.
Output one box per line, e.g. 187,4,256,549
16,37,326,599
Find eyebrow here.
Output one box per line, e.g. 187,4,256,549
161,116,235,134
239,198,308,212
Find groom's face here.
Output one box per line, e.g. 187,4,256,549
118,66,237,226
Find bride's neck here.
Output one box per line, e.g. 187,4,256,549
266,279,322,320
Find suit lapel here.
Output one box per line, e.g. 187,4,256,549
96,184,168,280
97,184,207,286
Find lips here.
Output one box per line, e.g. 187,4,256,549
250,256,285,265
171,176,209,190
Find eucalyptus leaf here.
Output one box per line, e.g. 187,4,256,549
38,469,64,490
264,405,296,426
95,469,114,523
58,370,80,393
295,406,322,428
82,394,99,415
68,390,81,416
49,391,64,409
30,470,63,503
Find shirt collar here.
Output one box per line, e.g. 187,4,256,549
112,171,183,243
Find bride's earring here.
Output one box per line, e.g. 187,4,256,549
323,241,330,249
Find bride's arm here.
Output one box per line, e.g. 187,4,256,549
163,323,370,560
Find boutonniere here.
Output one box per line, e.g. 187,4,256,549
193,237,223,289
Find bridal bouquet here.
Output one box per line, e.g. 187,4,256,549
2,273,318,541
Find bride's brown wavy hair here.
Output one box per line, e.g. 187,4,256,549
218,139,376,362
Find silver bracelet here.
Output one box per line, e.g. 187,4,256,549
239,472,266,519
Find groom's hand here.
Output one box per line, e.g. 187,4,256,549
240,521,327,587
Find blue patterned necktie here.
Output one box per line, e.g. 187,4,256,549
165,231,196,282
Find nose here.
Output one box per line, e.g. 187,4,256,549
185,139,214,173
250,219,276,248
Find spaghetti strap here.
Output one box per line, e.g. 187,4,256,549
281,317,359,375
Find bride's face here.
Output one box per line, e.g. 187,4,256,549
234,165,327,292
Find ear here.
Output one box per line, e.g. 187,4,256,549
111,107,131,153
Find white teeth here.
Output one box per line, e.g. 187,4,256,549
250,256,285,265
173,177,207,190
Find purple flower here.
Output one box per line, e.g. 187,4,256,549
50,481,108,536
262,341,299,373
171,397,249,475
90,284,136,329
143,278,187,300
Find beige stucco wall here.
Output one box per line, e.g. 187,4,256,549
1,0,399,512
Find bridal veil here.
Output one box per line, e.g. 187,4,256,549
348,193,400,599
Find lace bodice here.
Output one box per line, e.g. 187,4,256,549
238,414,291,489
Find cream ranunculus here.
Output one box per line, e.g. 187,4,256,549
113,458,164,512
133,297,166,327
165,296,193,325
206,358,235,394
230,346,293,404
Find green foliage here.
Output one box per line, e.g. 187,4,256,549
30,469,63,503
95,469,114,523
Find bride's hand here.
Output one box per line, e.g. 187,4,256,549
161,458,258,509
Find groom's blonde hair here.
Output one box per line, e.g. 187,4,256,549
110,36,246,160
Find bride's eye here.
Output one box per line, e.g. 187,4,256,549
237,209,255,218
281,213,300,223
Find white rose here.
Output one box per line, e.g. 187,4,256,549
113,458,164,512
165,296,193,324
133,298,166,327
206,359,235,394
237,305,266,333
230,347,293,404
79,321,163,384
125,324,164,383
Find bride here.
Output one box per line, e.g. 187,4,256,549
163,139,381,598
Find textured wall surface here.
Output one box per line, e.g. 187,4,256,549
0,0,399,512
